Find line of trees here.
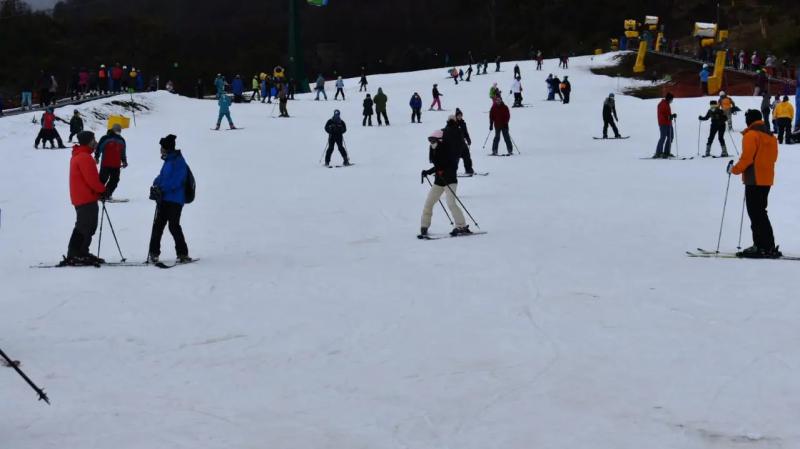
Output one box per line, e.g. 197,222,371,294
1,0,797,101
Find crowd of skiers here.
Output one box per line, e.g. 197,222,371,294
13,64,157,113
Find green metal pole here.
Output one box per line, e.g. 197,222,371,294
289,0,311,93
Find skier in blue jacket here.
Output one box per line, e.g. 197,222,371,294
699,64,710,95
215,94,236,130
148,134,191,264
231,75,244,103
409,92,422,123
214,74,225,99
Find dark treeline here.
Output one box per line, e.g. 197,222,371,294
1,0,798,99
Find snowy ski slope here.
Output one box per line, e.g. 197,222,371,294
1,53,798,449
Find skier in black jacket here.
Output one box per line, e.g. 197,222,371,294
455,108,475,175
602,93,621,138
419,116,471,238
324,110,351,166
362,94,374,126
698,100,729,157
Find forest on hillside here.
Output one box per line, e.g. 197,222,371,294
0,0,798,97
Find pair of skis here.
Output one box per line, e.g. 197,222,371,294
32,258,199,269
686,248,799,261
418,231,488,240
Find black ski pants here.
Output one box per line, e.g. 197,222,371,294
335,88,345,100
492,127,513,154
67,202,99,257
279,100,288,117
776,118,792,144
603,117,620,138
363,113,372,126
707,123,725,147
411,108,421,123
745,185,775,250
376,109,389,125
149,201,189,257
99,166,121,198
462,144,474,174
325,136,348,165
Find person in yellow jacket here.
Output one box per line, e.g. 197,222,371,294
250,75,260,101
729,109,780,258
773,95,795,144
718,91,737,131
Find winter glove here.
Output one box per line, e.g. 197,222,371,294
489,124,494,131
726,160,734,174
99,190,109,201
122,161,128,168
671,113,677,119
698,115,703,120
420,170,426,184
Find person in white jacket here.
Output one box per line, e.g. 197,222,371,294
510,78,523,107
334,76,345,100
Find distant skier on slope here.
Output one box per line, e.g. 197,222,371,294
315,74,328,101
430,84,443,111
215,94,236,130
601,93,622,139
560,76,571,104
362,93,374,126
410,92,423,123
278,83,290,117
359,70,368,92
68,109,84,143
34,107,68,149
374,88,389,126
510,78,523,107
455,108,475,175
652,93,676,158
335,76,345,100
324,110,351,167
94,124,128,200
489,97,514,155
513,64,521,79
64,131,106,266
729,109,780,258
698,100,730,157
419,120,471,238
148,134,192,264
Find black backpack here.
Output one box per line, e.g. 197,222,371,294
184,165,196,204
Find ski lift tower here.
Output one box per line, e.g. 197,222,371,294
289,0,325,93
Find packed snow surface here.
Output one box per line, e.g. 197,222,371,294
2,53,799,449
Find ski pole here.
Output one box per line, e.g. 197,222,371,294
319,140,328,164
673,117,679,157
715,161,734,253
0,347,50,404
97,200,105,257
727,129,739,155
444,184,480,229
146,204,159,263
737,191,746,250
481,130,491,149
697,120,702,157
424,175,453,225
130,92,137,127
510,135,522,154
102,203,126,262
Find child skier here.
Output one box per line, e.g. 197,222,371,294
94,124,128,200
430,84,442,111
215,94,236,130
334,76,345,100
362,93,374,126
409,93,423,123
68,110,84,142
698,100,730,157
602,93,622,139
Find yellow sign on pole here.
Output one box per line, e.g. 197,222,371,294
107,115,131,130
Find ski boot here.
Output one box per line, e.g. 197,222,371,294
450,226,472,237
720,146,729,157
704,145,712,158
736,245,765,258
177,255,193,264
343,160,353,167
147,253,160,264
417,227,429,239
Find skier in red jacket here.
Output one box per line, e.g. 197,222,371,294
489,97,514,155
66,131,107,265
653,92,677,158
